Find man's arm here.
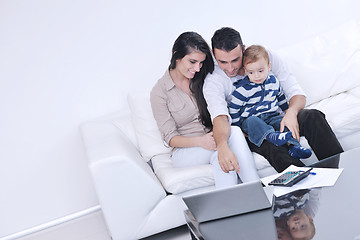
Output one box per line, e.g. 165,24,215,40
203,68,240,173
213,115,240,173
280,95,306,141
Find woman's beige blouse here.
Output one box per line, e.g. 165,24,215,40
150,70,209,147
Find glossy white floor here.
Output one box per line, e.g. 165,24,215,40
14,210,191,240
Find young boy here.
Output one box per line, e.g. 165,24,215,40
273,189,317,240
229,45,311,160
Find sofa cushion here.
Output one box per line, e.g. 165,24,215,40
127,93,171,161
151,154,214,194
152,151,278,194
307,87,360,139
254,152,278,178
348,85,360,98
277,20,360,106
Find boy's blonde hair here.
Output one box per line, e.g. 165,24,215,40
243,45,270,66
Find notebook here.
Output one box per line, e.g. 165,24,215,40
182,180,271,223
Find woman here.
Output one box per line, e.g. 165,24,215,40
150,31,259,188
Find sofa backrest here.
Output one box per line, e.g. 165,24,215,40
277,20,360,106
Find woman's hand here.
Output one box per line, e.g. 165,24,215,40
199,132,217,150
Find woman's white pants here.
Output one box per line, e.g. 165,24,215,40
171,126,259,189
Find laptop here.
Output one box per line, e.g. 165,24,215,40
182,180,271,223
308,153,341,168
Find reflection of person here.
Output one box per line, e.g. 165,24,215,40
150,32,259,189
273,189,321,240
287,208,314,240
203,27,344,173
276,219,292,240
229,45,312,160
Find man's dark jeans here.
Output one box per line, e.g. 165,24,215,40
247,109,344,172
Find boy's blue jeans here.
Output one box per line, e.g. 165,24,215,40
240,112,300,147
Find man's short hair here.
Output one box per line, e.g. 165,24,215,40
211,27,244,52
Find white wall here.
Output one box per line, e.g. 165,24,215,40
1,0,359,237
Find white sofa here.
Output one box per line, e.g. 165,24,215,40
80,21,360,240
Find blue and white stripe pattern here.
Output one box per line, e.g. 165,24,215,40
229,74,288,125
273,191,310,219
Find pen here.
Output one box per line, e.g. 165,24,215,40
299,170,316,175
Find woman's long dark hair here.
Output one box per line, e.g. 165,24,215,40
169,32,214,129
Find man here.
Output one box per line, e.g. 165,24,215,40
203,27,343,173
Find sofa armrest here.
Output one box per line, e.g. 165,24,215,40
80,120,166,240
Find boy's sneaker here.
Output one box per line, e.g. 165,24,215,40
266,132,292,146
288,145,312,159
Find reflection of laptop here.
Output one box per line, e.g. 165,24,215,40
308,153,341,168
182,180,271,223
